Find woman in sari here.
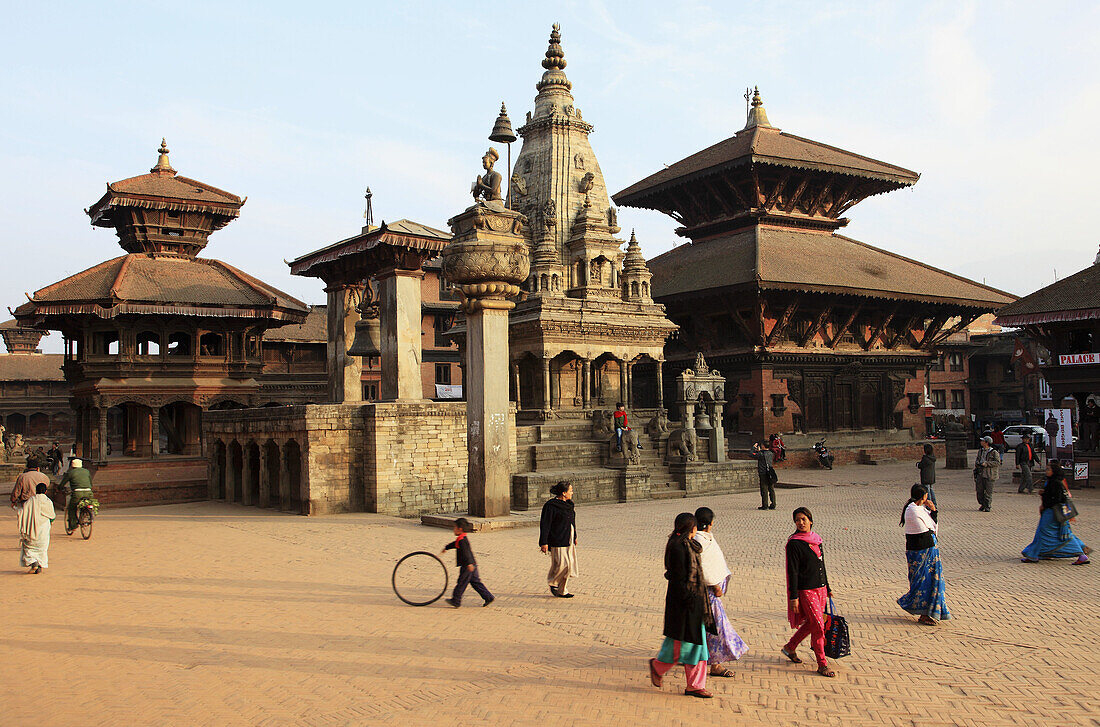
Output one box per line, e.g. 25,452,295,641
17,483,56,574
648,512,715,698
1021,462,1091,565
692,506,748,678
897,485,952,624
781,507,835,677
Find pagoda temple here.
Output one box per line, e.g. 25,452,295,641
15,140,307,500
505,25,677,418
614,91,1015,446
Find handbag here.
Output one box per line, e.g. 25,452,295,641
823,597,850,659
768,467,779,485
1051,479,1079,524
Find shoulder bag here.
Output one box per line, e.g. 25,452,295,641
823,597,850,659
1052,480,1079,524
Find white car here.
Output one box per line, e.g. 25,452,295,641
1001,425,1048,449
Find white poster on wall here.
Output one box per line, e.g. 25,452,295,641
1044,408,1074,464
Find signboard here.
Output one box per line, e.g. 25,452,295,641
1058,353,1100,366
435,384,463,400
1044,408,1074,463
1075,462,1089,481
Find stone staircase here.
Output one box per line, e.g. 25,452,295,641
511,417,686,508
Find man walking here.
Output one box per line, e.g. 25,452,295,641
974,436,1001,512
752,442,776,510
1016,432,1037,494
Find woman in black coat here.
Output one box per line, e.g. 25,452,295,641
540,481,578,597
647,512,715,699
916,443,937,506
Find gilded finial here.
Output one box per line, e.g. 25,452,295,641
744,86,772,130
543,23,566,70
151,137,175,174
629,228,637,244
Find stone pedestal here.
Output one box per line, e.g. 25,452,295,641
945,431,968,469
444,201,530,518
326,284,364,403
378,268,425,401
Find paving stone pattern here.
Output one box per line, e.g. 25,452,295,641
2,454,1097,726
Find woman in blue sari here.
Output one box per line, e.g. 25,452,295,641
897,485,951,625
1021,462,1091,565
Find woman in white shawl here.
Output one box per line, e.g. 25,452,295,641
17,483,55,574
692,507,748,677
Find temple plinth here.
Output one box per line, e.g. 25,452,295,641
444,200,529,517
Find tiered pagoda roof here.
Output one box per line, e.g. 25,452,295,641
16,141,307,327
995,260,1100,326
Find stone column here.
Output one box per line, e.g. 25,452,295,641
326,283,365,404
241,445,254,506
619,360,628,407
542,356,552,412
258,448,270,508
278,448,292,511
582,358,591,409
626,361,635,408
377,268,425,401
710,398,726,462
656,360,664,409
443,200,529,518
150,408,160,458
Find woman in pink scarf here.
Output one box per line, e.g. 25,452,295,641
781,507,835,677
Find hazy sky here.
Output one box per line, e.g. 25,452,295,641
4,2,1099,352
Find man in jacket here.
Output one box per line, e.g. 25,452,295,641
974,436,1001,512
752,443,776,511
1081,398,1099,453
59,458,94,532
1015,432,1038,494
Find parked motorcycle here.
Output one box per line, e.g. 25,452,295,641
813,438,834,469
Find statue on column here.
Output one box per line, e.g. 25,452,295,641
472,148,503,202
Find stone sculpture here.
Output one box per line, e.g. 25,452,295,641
579,172,595,194
511,173,527,198
617,428,641,465
591,409,613,439
646,408,670,437
666,427,697,463
471,148,503,202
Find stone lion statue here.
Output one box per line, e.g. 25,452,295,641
591,409,613,439
666,427,697,463
646,409,670,437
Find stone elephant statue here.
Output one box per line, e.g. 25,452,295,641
666,427,697,463
613,428,642,465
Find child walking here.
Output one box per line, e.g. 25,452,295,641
441,518,495,608
693,507,749,677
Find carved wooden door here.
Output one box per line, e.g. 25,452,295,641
805,377,828,431
835,382,854,429
859,379,882,429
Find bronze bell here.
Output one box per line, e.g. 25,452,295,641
347,311,381,358
489,103,517,143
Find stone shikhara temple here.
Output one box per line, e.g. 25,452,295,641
615,89,1014,462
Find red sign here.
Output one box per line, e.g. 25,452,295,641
1058,353,1100,366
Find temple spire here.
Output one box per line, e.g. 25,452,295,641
542,23,566,70
151,138,175,175
744,87,772,130
536,23,572,93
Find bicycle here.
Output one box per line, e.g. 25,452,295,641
65,497,98,540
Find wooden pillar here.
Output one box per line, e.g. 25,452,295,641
626,361,635,409
97,405,108,462
278,444,292,511
150,408,160,458
511,362,521,405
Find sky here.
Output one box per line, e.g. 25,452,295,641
3,1,1099,353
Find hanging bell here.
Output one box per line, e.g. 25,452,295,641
347,313,381,358
488,103,517,143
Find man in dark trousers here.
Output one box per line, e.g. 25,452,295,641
441,517,494,608
1081,398,1099,453
1016,432,1038,494
752,442,776,510
974,436,1001,512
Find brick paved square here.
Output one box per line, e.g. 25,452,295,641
2,459,1097,726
